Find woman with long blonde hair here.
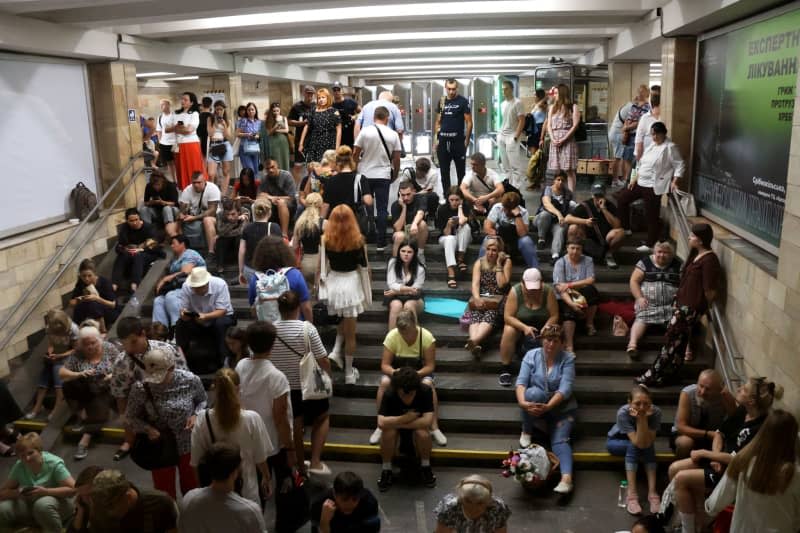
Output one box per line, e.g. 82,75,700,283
705,409,800,532
292,192,325,289
190,368,273,505
542,83,580,192
322,204,369,384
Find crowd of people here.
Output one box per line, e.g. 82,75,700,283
1,79,796,533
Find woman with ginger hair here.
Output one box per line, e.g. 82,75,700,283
321,204,370,385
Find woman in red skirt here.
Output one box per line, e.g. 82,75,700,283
173,92,206,190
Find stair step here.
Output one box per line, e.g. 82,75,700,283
331,369,685,403
327,397,676,436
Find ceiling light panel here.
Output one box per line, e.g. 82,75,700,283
297,55,557,67
260,44,593,61
136,71,175,77
328,63,535,72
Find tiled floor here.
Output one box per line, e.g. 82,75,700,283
0,440,658,532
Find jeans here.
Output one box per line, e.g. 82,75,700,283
240,151,260,174
151,452,198,500
437,137,467,192
520,392,575,476
607,435,657,472
37,360,64,388
498,132,526,188
479,235,538,268
0,495,72,533
370,178,391,247
534,211,566,258
140,205,179,225
152,289,182,327
438,224,472,267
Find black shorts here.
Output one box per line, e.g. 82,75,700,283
289,389,329,427
699,458,723,489
158,143,174,162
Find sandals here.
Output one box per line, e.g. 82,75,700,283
447,277,457,289
457,262,468,273
626,496,642,515
464,340,482,358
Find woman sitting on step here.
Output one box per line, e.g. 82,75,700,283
384,241,426,330
552,239,599,354
368,310,446,448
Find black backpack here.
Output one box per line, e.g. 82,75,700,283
70,182,99,221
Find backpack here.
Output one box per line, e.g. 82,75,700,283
254,268,292,323
70,182,99,221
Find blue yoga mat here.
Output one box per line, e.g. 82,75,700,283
424,297,468,319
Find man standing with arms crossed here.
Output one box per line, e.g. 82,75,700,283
498,80,527,189
434,79,473,192
332,81,360,148
289,85,315,166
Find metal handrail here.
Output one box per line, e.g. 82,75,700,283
0,153,146,358
667,192,746,390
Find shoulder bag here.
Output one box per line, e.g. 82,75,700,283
196,409,245,493
130,383,180,471
374,125,398,181
317,241,328,302
358,245,373,307
352,174,376,239
277,322,333,401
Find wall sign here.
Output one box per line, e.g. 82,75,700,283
128,109,136,123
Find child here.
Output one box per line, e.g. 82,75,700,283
26,310,79,420
607,384,662,515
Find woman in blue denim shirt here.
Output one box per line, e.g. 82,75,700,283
515,324,576,495
236,102,262,173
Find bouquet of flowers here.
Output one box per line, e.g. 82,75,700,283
501,444,556,489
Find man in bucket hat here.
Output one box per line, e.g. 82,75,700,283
174,267,236,370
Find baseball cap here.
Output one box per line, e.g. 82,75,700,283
91,470,129,510
303,85,315,93
142,349,174,383
186,266,211,288
522,268,543,290
331,81,342,89
591,182,606,197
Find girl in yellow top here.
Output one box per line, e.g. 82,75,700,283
368,310,446,447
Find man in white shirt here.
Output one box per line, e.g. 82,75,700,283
617,122,684,252
460,152,504,215
635,93,662,160
156,99,177,179
179,443,268,533
175,266,236,369
497,80,527,189
353,106,402,251
179,172,221,263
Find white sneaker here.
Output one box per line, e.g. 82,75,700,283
345,368,360,385
624,229,633,236
328,351,343,369
431,429,448,447
636,244,652,253
369,427,382,445
553,480,574,494
519,432,532,448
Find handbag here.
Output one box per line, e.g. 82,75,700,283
243,139,260,154
612,315,630,337
130,384,180,471
353,175,376,238
277,323,333,400
675,189,697,217
157,273,188,296
197,409,245,493
567,289,588,309
468,294,503,311
318,242,328,302
210,142,227,158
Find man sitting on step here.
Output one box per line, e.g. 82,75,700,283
376,367,437,492
391,180,429,260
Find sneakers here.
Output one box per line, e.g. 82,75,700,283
626,347,639,360
345,368,360,385
74,444,89,461
369,427,383,445
553,480,574,494
420,466,437,488
498,372,513,387
23,411,38,420
378,469,393,492
636,244,652,253
431,428,448,447
605,253,618,269
376,245,386,252
205,253,218,272
328,351,343,369
519,432,532,448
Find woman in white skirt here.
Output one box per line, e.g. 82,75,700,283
321,204,370,384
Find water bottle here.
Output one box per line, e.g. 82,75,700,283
128,295,141,317
617,480,628,508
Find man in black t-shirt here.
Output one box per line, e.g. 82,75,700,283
331,81,360,148
391,181,428,259
141,171,180,237
288,86,316,165
311,471,380,533
565,182,625,268
434,79,473,191
377,367,436,492
197,96,213,158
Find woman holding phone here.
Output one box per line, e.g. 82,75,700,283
170,92,206,190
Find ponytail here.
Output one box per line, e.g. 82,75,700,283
213,368,242,433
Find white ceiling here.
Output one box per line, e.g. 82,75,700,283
0,0,788,83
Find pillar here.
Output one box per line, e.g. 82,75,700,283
87,62,145,209
607,62,650,127
660,38,697,187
